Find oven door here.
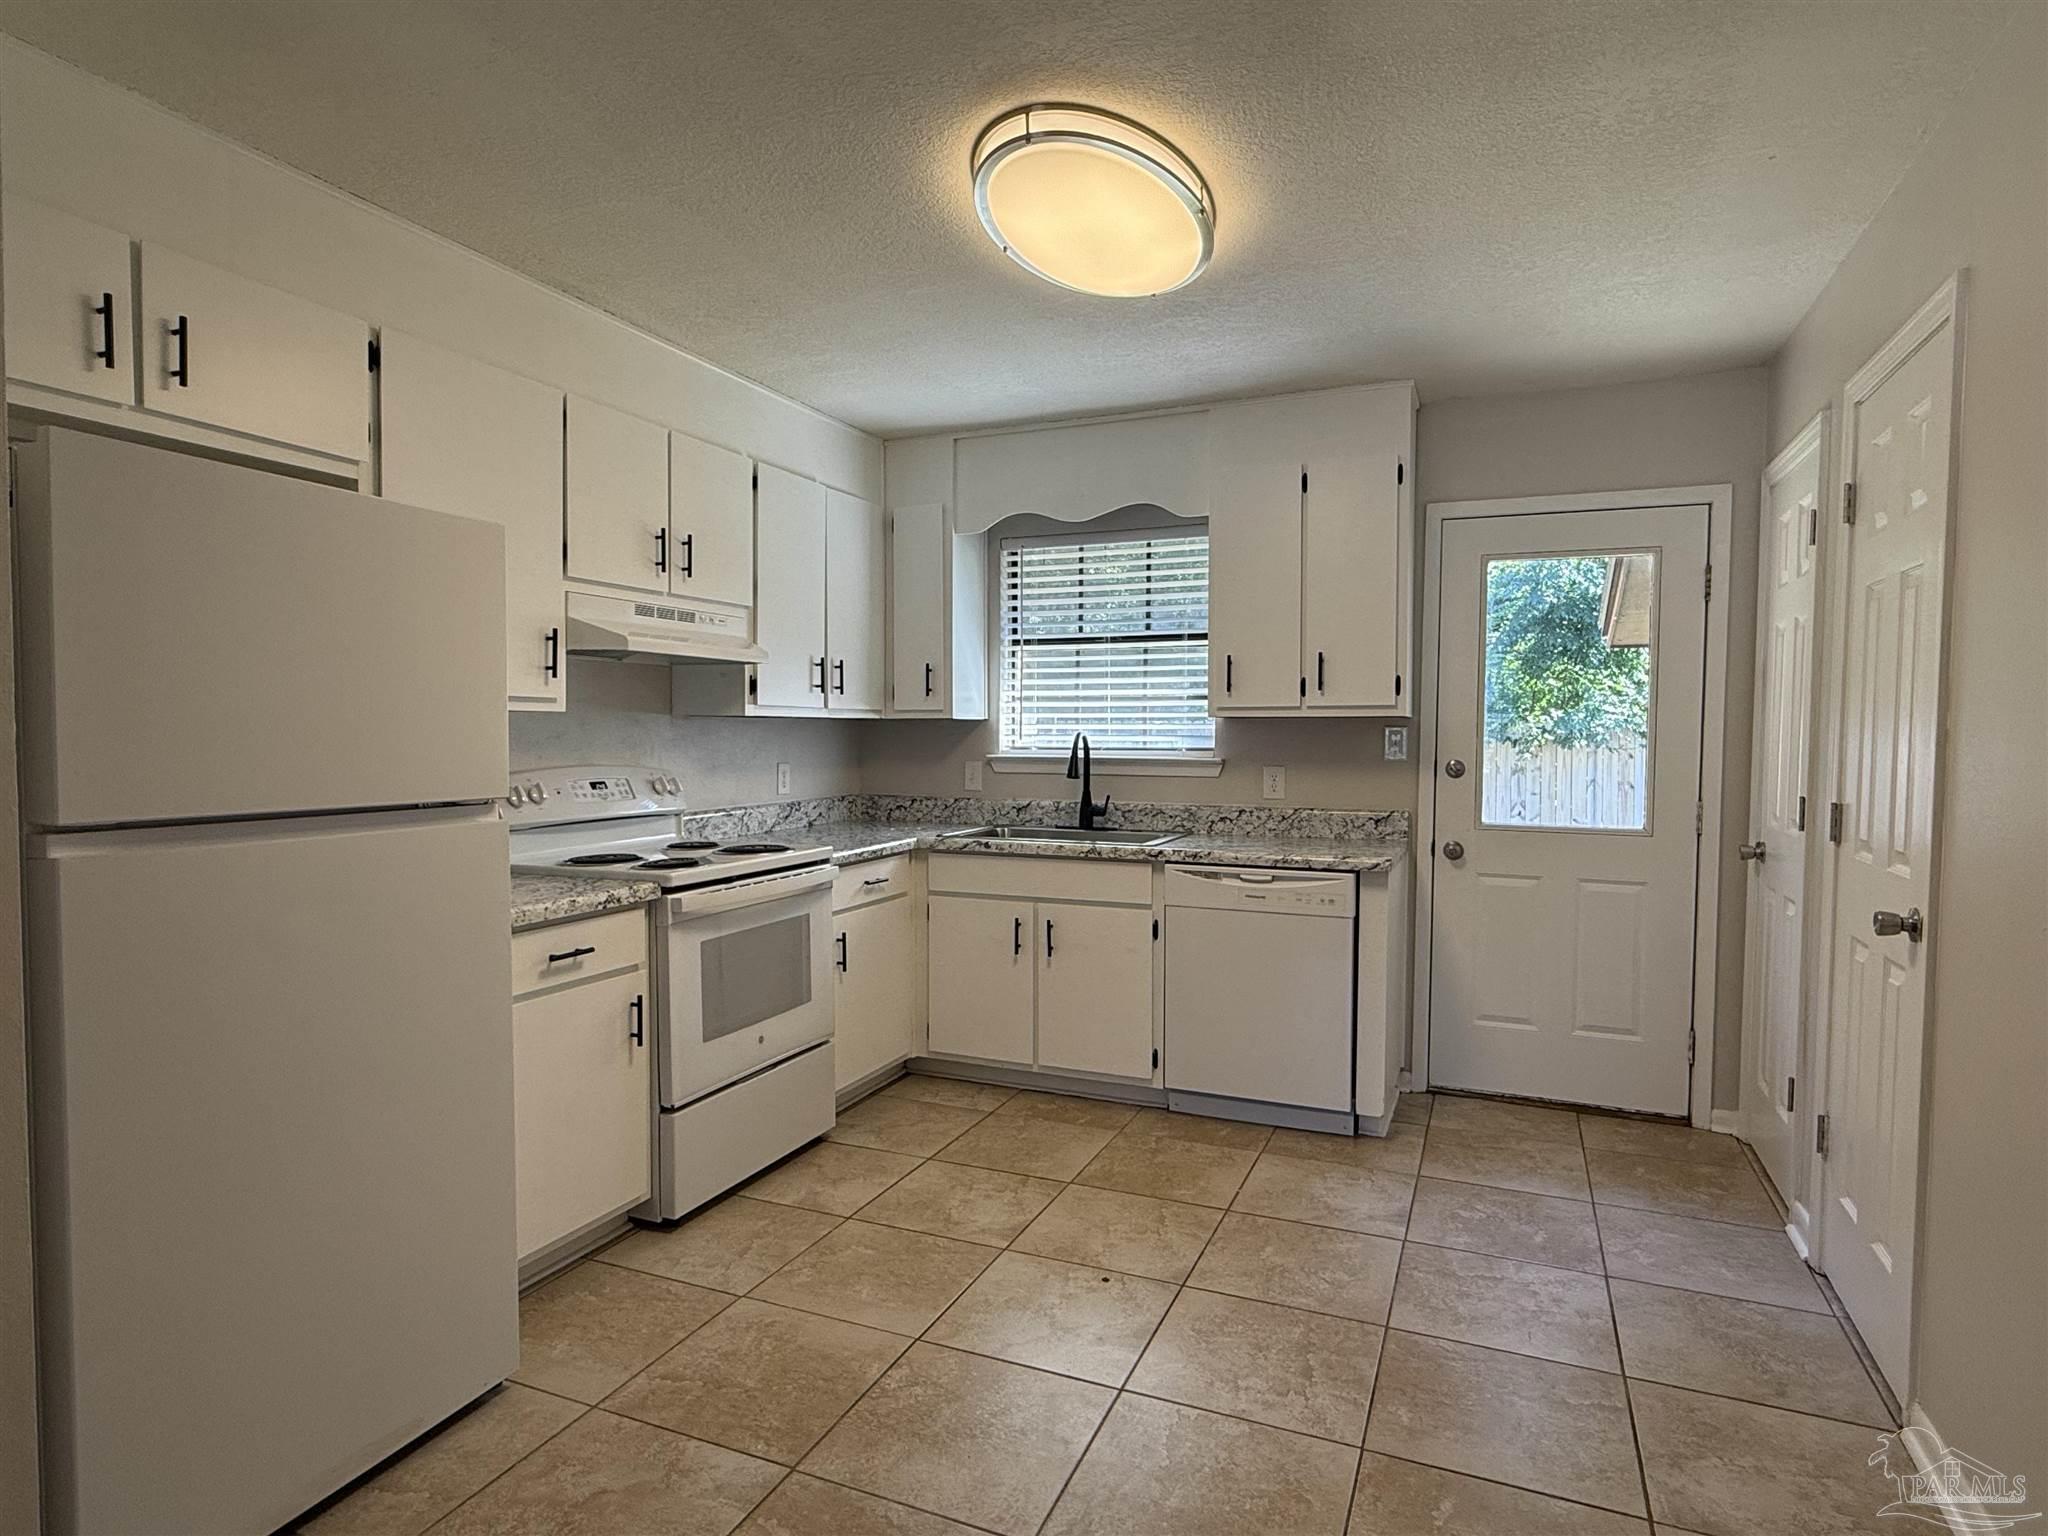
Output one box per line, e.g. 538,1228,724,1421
661,866,835,1108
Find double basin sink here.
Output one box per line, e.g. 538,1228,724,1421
949,824,1183,848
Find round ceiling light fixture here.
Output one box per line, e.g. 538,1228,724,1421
971,105,1214,298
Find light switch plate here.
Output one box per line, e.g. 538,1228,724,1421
776,762,792,795
964,760,984,792
1384,727,1409,761
1262,765,1286,800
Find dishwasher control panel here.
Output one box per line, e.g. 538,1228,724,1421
1161,865,1357,919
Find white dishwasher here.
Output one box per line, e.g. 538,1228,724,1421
1163,865,1357,1117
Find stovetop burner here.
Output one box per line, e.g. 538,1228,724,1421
666,840,720,851
563,852,644,866
718,842,791,855
637,856,709,870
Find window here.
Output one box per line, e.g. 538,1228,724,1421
999,528,1213,754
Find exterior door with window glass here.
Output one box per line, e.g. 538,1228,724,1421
999,528,1212,755
1429,505,1709,1114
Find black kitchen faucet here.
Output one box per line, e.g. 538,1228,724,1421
1065,732,1112,829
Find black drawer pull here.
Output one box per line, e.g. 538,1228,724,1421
1225,654,1233,694
1045,918,1054,957
629,994,645,1046
1013,916,1022,956
924,661,935,697
92,292,116,368
168,315,190,387
1317,650,1326,692
835,932,849,972
545,945,596,965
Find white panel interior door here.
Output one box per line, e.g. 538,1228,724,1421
826,489,885,711
1816,299,1957,1398
889,504,947,713
1302,450,1402,710
753,463,827,709
1429,504,1709,1115
1742,425,1825,1213
565,395,669,594
1,195,134,405
1208,457,1303,709
379,331,567,710
669,432,755,608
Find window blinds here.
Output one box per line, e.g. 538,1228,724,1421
999,531,1213,753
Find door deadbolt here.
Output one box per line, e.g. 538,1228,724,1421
1444,759,1466,779
1441,840,1465,861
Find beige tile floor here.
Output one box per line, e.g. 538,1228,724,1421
300,1079,1905,1536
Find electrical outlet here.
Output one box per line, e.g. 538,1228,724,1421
1384,727,1409,761
775,762,792,795
1262,765,1286,800
964,759,984,792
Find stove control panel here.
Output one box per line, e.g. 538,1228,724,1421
502,765,687,824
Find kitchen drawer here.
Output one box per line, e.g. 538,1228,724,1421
510,908,646,998
834,855,911,912
926,853,1151,906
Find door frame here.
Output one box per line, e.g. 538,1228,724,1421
1410,485,1736,1127
1743,408,1831,1256
1803,274,1966,1400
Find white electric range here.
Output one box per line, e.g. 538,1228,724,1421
507,766,836,1220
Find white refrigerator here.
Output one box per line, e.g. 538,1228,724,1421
16,429,518,1535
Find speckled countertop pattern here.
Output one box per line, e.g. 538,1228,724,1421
511,871,663,930
811,819,1408,874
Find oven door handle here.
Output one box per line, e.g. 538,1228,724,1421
664,862,836,920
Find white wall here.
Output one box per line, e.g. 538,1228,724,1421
1767,4,2046,1481
0,41,881,499
511,659,861,810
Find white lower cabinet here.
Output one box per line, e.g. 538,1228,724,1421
511,913,651,1265
833,889,918,1091
926,857,1157,1081
1036,902,1155,1078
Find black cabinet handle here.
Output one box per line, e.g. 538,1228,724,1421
924,661,935,698
1013,916,1022,956
812,657,827,693
546,944,596,965
544,626,561,679
1045,918,1054,958
835,931,849,972
1225,654,1233,694
679,533,694,579
832,658,846,695
862,875,889,888
655,527,668,574
1317,650,1326,693
92,292,116,369
167,315,190,387
629,994,645,1046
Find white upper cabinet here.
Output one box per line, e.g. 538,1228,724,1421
889,504,949,713
2,196,134,407
669,432,754,608
826,489,884,712
881,434,989,720
752,463,829,709
138,242,369,462
566,396,669,594
1206,383,1415,717
378,331,568,711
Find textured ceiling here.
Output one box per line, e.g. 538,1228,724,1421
0,0,2013,435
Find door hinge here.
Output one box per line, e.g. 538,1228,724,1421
1695,801,1704,837
1807,506,1820,546
1151,918,1159,941
1687,1025,1696,1068
1842,481,1857,525
1815,1112,1830,1157
366,336,380,371
1786,1075,1796,1112
1828,801,1843,843
1796,794,1808,831
1704,563,1713,603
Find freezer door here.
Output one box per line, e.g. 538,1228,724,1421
14,428,506,827
28,807,516,1536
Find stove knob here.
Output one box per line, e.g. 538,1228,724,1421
505,790,522,810
527,783,545,803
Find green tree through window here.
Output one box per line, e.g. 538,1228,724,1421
1484,556,1649,751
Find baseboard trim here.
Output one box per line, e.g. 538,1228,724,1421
1883,1400,2024,1532
1710,1108,1744,1135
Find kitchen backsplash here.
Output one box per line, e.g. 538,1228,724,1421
673,794,1407,842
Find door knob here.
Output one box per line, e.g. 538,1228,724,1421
1871,907,1924,942
1441,840,1465,861
1738,841,1767,862
1444,759,1466,779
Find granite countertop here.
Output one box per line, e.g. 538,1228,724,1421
812,820,1408,874
510,870,663,930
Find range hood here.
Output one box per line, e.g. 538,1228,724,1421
564,590,765,664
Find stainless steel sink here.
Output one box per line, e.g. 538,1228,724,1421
951,825,1183,848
